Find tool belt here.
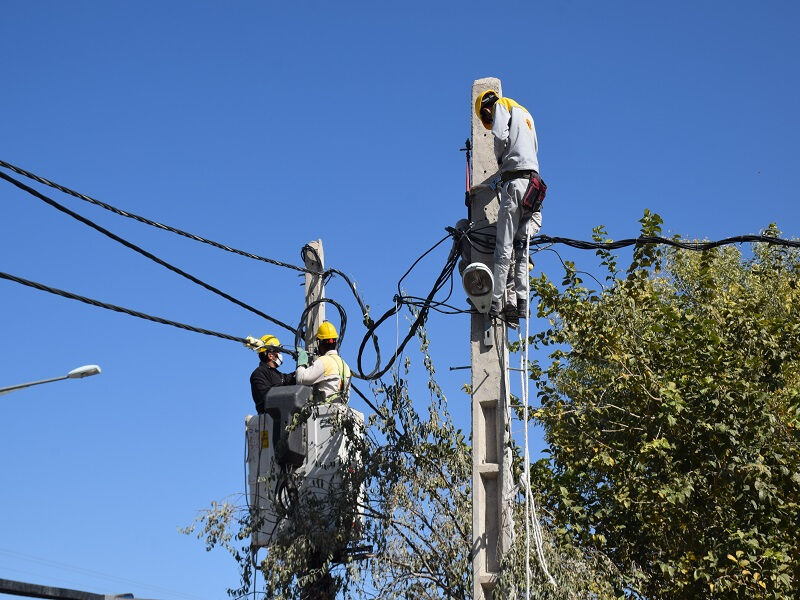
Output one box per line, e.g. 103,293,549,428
501,170,547,213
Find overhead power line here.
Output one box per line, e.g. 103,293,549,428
0,158,310,274
0,161,381,340
0,270,249,345
355,231,461,380
531,233,800,250
0,160,382,350
4,159,799,384
465,224,800,252
0,170,297,334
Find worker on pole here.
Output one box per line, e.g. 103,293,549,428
295,321,351,403
249,334,295,414
475,89,546,324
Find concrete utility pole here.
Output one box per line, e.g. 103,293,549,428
469,77,515,599
301,238,335,599
303,240,325,348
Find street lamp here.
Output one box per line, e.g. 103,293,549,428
461,262,494,314
0,365,101,396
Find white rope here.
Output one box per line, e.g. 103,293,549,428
394,295,400,378
521,225,557,593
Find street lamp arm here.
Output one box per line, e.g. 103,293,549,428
0,375,68,395
0,365,101,395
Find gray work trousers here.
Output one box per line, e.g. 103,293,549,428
492,178,543,308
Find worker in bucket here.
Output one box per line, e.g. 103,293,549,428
295,321,351,403
475,89,546,323
249,334,295,414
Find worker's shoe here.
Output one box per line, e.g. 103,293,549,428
517,298,528,319
489,302,501,318
503,303,520,328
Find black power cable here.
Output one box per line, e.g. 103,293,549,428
0,170,297,334
300,244,384,379
464,229,800,252
294,298,348,351
533,233,800,251
355,231,461,381
0,160,383,322
0,159,310,274
6,160,800,386
0,162,383,361
0,270,248,344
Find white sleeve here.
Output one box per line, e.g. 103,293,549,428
492,102,511,163
296,358,325,385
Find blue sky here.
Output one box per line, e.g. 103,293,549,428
1,2,798,598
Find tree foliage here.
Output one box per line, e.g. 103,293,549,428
531,212,800,598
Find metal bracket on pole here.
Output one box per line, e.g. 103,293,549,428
483,314,493,348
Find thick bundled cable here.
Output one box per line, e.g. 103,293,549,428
0,161,411,380
0,170,297,334
10,160,799,387
0,159,309,274
463,227,800,253
534,233,800,251
301,244,383,378
0,161,384,365
0,271,248,344
0,160,378,329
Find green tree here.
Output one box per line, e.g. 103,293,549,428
531,213,800,598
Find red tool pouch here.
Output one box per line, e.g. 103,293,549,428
521,172,547,213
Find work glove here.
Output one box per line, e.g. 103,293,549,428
296,347,309,368
244,336,264,351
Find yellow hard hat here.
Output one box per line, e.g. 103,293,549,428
475,89,498,130
316,321,338,340
257,334,280,354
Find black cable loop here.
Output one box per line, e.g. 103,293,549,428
0,170,297,334
355,234,460,380
301,243,383,379
293,297,348,353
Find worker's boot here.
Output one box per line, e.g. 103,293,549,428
503,303,520,328
517,298,528,319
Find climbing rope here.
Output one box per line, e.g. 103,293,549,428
520,226,556,592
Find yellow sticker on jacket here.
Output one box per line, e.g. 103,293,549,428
260,431,269,448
